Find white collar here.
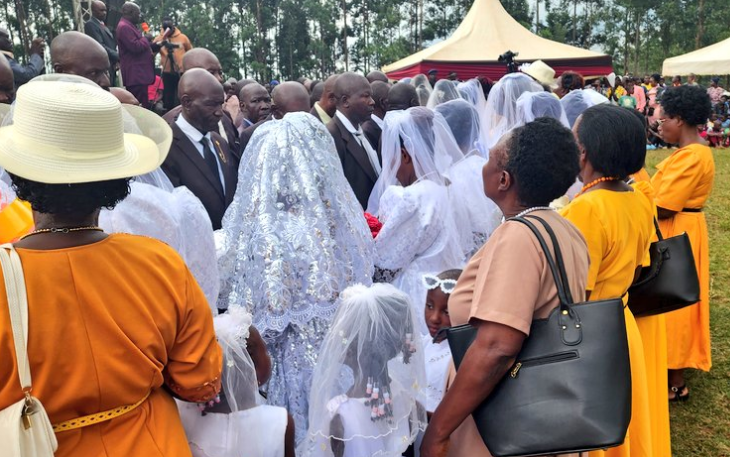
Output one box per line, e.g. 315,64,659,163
335,110,362,135
371,113,384,129
176,114,210,144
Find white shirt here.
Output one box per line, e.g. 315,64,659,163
371,113,384,129
336,110,381,175
176,114,226,188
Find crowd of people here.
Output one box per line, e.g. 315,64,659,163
0,2,720,457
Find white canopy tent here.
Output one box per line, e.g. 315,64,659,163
662,36,730,76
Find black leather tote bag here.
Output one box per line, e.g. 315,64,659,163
445,215,631,457
627,218,700,318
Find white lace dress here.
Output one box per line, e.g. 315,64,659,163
99,181,220,313
374,180,464,334
421,335,452,413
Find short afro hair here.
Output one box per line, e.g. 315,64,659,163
660,85,712,126
576,104,646,179
437,269,463,282
503,117,580,207
560,71,585,92
10,175,131,218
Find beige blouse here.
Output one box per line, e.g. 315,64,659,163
446,210,590,457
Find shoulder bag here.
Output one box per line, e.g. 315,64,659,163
627,218,700,317
445,215,631,457
0,244,58,457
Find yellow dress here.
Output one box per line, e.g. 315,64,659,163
561,189,654,457
0,198,33,243
631,176,672,457
651,144,715,371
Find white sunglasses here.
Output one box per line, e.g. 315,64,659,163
423,274,458,294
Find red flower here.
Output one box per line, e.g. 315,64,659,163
364,212,382,239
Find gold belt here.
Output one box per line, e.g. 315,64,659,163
52,391,151,432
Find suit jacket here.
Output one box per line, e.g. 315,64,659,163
327,116,378,209
84,18,119,64
361,119,382,155
163,105,240,153
238,117,271,156
162,123,240,230
310,106,323,123
116,17,156,87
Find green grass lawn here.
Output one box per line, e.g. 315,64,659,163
645,149,730,456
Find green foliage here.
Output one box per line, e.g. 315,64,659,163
1,0,729,80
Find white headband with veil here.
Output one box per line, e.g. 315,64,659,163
366,107,464,216
516,91,570,128
411,74,433,107
484,73,543,148
298,283,427,457
426,80,461,109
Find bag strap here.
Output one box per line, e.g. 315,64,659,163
509,217,572,308
653,217,664,241
525,215,575,304
0,243,32,392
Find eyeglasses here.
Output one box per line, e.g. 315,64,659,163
423,274,458,294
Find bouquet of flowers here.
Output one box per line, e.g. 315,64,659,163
364,212,382,239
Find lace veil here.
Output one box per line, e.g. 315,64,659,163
214,306,260,412
484,73,543,148
427,80,461,109
516,91,570,128
216,112,374,334
366,107,463,215
298,283,427,457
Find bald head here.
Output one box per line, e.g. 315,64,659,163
91,0,107,21
0,53,14,104
121,2,141,23
371,81,390,117
367,70,389,84
239,83,271,123
179,68,225,133
334,72,374,126
110,87,141,106
318,74,339,116
235,79,257,99
182,48,223,83
52,31,111,90
271,82,310,118
388,83,419,111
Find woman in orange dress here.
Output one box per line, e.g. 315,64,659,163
560,105,655,457
421,117,589,457
0,78,222,456
652,85,715,401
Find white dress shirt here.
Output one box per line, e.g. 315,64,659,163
176,114,226,188
371,113,384,129
336,110,381,175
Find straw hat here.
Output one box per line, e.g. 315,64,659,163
522,60,557,89
0,75,171,184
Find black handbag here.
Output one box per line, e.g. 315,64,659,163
627,218,700,318
445,215,631,457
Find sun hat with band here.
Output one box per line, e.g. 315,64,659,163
0,74,172,184
521,60,558,89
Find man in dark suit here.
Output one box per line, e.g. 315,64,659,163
239,81,310,155
116,2,162,107
310,74,338,124
361,80,389,154
161,69,240,230
84,1,118,87
326,72,379,208
387,82,419,111
238,82,271,133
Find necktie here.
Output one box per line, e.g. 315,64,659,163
200,137,223,193
353,131,382,176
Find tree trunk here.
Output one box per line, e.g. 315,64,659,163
535,0,540,33
572,0,577,42
695,0,704,49
633,8,640,74
342,0,348,71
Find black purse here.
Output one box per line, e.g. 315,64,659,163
627,218,700,318
445,215,631,457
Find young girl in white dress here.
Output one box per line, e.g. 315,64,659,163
421,269,461,416
299,283,427,457
177,306,295,457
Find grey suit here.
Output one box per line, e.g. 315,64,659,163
84,17,119,86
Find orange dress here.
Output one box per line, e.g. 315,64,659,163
651,144,715,371
0,198,33,243
0,234,222,457
631,175,671,457
561,189,655,457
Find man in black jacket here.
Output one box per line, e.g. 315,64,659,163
84,0,119,87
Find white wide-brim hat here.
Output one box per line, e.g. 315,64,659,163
521,60,558,89
0,74,171,184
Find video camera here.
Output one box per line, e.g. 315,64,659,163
498,50,519,74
